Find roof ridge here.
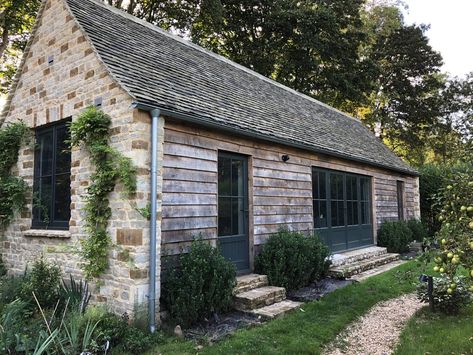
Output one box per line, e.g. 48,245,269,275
79,0,361,123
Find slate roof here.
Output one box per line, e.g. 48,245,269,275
65,0,416,175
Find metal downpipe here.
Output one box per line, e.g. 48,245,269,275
148,108,160,333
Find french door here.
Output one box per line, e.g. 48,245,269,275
313,168,373,252
217,152,250,271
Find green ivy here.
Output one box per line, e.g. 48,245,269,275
70,106,137,279
0,122,31,229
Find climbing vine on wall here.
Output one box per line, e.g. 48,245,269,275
0,122,31,229
70,106,137,279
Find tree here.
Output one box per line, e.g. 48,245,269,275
431,168,473,301
0,0,40,94
183,0,374,113
361,8,445,164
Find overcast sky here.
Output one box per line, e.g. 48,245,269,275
402,0,473,77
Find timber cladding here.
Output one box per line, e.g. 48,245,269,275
161,119,420,255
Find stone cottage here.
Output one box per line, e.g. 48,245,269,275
0,0,420,327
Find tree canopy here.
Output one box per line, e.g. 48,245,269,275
0,0,471,166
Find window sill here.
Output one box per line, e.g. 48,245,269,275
23,229,71,239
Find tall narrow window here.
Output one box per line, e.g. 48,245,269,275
32,120,71,229
397,180,404,221
312,170,328,228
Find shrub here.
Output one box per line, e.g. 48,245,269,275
84,307,162,353
0,274,26,312
163,238,236,326
417,276,472,314
406,219,428,243
377,220,413,253
20,257,61,309
255,228,330,291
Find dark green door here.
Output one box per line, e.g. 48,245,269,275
313,168,373,252
218,152,249,271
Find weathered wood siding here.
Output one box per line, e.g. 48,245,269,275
161,120,420,255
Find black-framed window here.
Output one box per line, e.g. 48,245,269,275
32,119,71,229
397,180,404,220
312,168,372,229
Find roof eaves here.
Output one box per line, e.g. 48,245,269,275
134,100,419,176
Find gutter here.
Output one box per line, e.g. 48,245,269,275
133,101,419,177
131,103,160,333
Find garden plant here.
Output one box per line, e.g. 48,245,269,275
426,167,473,313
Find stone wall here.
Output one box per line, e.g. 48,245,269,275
1,0,161,319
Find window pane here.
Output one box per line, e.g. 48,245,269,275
231,159,243,197
37,130,54,176
319,200,327,227
313,200,319,226
353,201,359,225
314,200,328,228
218,157,231,196
55,125,71,174
35,177,53,224
346,176,357,200
319,172,326,199
347,201,353,225
338,201,345,226
331,201,345,227
330,174,343,200
360,178,369,201
312,171,319,199
232,198,244,235
361,201,370,224
347,201,359,226
331,201,337,226
54,174,71,221
218,197,231,236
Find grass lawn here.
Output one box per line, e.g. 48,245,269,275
151,260,428,354
395,304,473,355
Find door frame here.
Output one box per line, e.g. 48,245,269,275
217,151,251,273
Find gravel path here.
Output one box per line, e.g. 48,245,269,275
325,293,423,355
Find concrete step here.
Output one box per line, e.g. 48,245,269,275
234,274,268,294
233,286,286,311
250,300,303,320
330,246,388,267
329,253,400,278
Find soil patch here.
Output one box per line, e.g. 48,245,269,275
183,311,262,343
288,278,356,302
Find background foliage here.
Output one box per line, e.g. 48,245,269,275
0,122,30,229
1,0,471,165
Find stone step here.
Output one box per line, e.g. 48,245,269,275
233,286,286,311
329,253,400,278
250,300,303,320
330,246,388,267
234,274,268,294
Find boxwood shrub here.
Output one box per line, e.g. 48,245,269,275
377,220,413,253
162,238,236,327
255,228,330,291
406,218,428,242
